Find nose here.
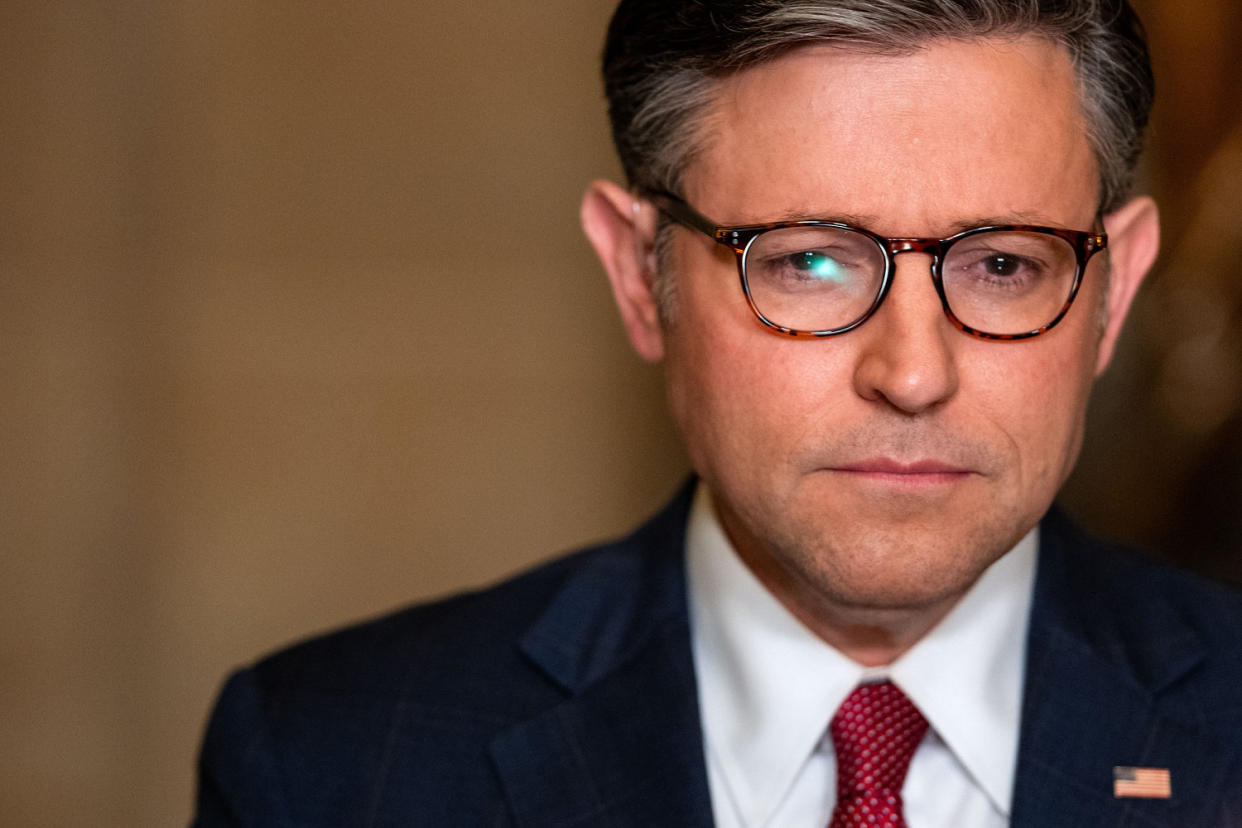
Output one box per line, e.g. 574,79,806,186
851,253,960,414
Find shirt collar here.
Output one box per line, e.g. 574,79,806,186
686,482,1035,824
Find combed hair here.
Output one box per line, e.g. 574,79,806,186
603,0,1153,215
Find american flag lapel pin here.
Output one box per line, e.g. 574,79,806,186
1113,766,1172,799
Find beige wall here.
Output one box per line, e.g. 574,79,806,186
1,2,1238,825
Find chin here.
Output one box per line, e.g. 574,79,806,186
817,564,979,613
785,518,1017,611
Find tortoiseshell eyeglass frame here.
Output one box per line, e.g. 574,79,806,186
644,190,1108,341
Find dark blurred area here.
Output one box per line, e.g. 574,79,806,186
0,1,1238,825
1061,0,1242,586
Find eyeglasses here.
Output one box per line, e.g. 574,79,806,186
646,191,1108,341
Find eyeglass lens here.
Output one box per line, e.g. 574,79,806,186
743,226,1079,336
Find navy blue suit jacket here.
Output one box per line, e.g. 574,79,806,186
195,484,1242,826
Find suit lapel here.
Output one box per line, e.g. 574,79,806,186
491,615,713,828
1011,510,1238,828
489,483,714,828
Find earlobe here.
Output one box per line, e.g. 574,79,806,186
580,180,665,362
1095,195,1160,375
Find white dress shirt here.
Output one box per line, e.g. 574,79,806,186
686,483,1037,828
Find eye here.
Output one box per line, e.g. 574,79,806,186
981,255,1023,277
945,230,1077,287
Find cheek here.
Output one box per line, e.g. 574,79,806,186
663,254,767,453
664,306,837,480
665,329,776,466
973,332,1097,488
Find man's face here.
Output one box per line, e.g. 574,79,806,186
658,37,1123,616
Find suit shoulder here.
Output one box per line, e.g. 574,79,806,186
1043,508,1242,630
1084,531,1242,632
196,485,696,825
243,541,609,701
242,482,695,702
1040,509,1242,723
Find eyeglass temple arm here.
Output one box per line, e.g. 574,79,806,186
642,190,725,241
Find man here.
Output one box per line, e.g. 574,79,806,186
195,1,1242,826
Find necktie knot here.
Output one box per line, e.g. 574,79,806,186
828,680,928,828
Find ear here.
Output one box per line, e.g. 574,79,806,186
581,180,665,362
1095,195,1160,375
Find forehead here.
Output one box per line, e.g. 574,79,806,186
685,36,1098,234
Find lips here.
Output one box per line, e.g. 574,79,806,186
828,457,978,487
837,458,973,475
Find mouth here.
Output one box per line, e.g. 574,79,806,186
830,458,977,485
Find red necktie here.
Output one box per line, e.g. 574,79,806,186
827,680,929,828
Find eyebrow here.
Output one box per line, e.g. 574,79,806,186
945,213,1062,231
759,209,1063,234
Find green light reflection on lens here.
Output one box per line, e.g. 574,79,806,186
801,253,846,283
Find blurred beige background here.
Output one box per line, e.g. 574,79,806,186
1,1,1238,825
